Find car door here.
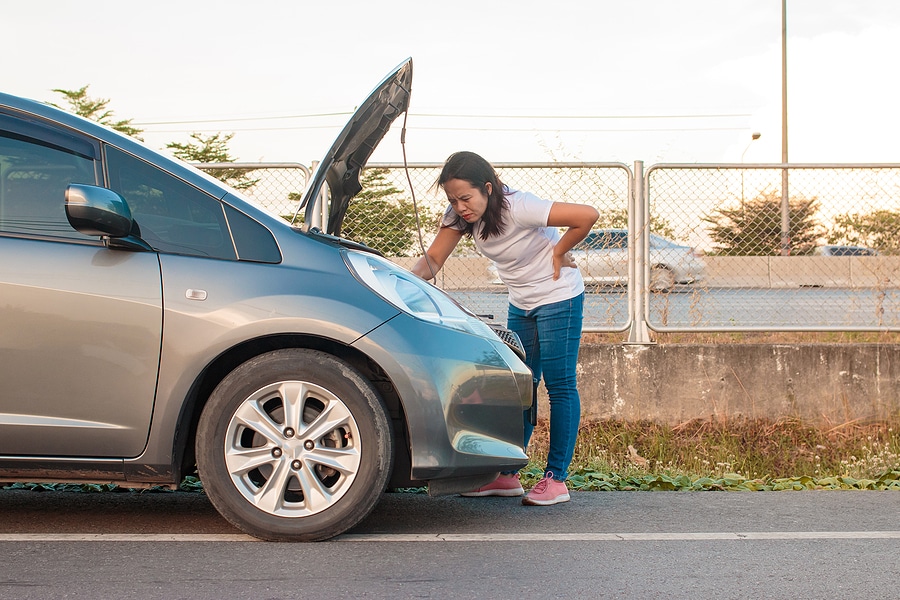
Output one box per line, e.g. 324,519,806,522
102,145,286,423
0,113,162,458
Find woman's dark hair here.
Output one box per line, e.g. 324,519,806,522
437,151,507,240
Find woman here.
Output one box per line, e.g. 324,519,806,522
412,151,599,506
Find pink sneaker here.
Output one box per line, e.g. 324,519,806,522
522,473,570,506
460,473,524,497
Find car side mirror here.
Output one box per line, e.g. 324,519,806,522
65,184,152,251
65,183,134,238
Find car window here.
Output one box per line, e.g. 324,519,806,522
817,246,877,256
836,247,874,256
576,233,598,250
224,204,281,263
649,234,675,248
578,230,627,251
105,146,237,260
0,117,99,240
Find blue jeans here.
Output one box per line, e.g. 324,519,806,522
507,292,584,481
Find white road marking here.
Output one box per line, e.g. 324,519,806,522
338,531,900,542
0,531,898,542
0,533,260,542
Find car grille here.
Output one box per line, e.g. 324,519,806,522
486,323,526,361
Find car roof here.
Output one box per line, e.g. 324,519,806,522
0,91,232,200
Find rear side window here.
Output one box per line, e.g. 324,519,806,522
0,115,98,240
579,231,627,250
835,247,875,256
224,204,281,263
106,146,236,260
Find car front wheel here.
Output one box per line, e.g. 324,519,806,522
196,349,393,542
649,265,676,292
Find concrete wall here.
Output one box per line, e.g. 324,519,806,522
567,343,900,425
704,256,900,288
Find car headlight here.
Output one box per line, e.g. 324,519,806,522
344,250,496,339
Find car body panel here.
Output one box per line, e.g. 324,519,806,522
137,245,402,465
353,314,531,480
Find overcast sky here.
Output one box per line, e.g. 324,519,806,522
5,0,900,166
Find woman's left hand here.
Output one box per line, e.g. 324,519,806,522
547,202,600,280
552,251,577,280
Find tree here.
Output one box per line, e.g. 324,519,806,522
167,132,258,190
52,85,143,139
340,168,433,257
703,190,823,256
828,209,900,255
52,85,253,190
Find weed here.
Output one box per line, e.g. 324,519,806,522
524,417,900,490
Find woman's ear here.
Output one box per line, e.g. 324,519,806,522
484,182,493,197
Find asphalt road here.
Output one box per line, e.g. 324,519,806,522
0,488,897,599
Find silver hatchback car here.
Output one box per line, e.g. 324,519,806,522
0,59,532,541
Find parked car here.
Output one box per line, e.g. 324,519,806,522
577,229,706,291
491,228,705,292
813,245,880,257
0,59,532,541
579,229,706,291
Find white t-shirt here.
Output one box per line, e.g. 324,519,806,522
442,189,585,310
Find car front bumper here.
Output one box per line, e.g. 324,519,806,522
353,313,532,484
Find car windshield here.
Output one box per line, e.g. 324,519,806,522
575,231,684,251
576,230,627,250
650,234,680,247
835,247,874,256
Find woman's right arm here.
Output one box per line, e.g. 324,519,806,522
411,226,464,280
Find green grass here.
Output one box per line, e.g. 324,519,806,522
523,417,900,491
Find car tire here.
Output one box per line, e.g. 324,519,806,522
649,265,676,292
196,349,393,542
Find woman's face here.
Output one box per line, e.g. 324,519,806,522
443,178,492,223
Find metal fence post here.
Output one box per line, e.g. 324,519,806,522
781,165,791,255
626,160,653,344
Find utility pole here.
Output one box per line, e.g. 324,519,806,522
780,0,791,256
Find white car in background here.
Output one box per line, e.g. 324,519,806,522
574,229,706,291
487,228,706,292
813,245,880,257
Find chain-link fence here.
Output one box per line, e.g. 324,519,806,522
198,161,900,335
197,162,311,220
645,164,900,332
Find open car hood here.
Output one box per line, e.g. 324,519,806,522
300,58,412,236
